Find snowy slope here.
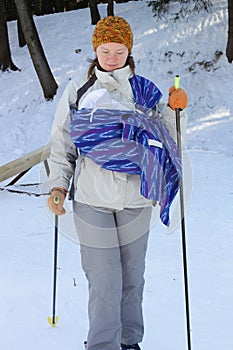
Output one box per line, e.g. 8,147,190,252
0,1,233,349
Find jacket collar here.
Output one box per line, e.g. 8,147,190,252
94,65,133,89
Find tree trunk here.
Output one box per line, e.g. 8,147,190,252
4,0,18,21
17,18,26,47
89,0,101,25
35,0,43,15
107,0,114,16
14,0,58,99
0,0,19,71
33,0,54,15
226,0,233,63
53,0,66,12
42,0,54,14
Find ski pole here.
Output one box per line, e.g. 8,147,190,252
48,212,59,327
174,75,192,350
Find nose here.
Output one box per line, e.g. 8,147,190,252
107,52,118,59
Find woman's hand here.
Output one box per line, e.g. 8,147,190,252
48,187,67,215
168,87,188,110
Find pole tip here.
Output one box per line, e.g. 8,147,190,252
48,315,58,327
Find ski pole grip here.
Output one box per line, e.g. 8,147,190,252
174,75,180,89
54,196,60,205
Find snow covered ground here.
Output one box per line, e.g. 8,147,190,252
1,1,233,349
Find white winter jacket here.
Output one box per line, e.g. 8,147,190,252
48,65,187,210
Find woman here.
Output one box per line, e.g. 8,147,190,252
48,16,188,350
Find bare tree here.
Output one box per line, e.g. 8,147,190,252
0,0,19,71
82,0,114,25
107,0,114,17
17,17,26,47
33,0,55,15
14,0,58,99
226,0,233,63
89,0,101,24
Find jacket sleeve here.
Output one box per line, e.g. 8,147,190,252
48,78,80,191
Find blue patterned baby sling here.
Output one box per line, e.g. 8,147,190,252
70,74,182,226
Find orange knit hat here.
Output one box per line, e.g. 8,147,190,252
92,16,133,53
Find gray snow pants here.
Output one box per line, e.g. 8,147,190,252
73,202,152,350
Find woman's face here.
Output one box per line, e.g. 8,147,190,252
96,42,129,71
